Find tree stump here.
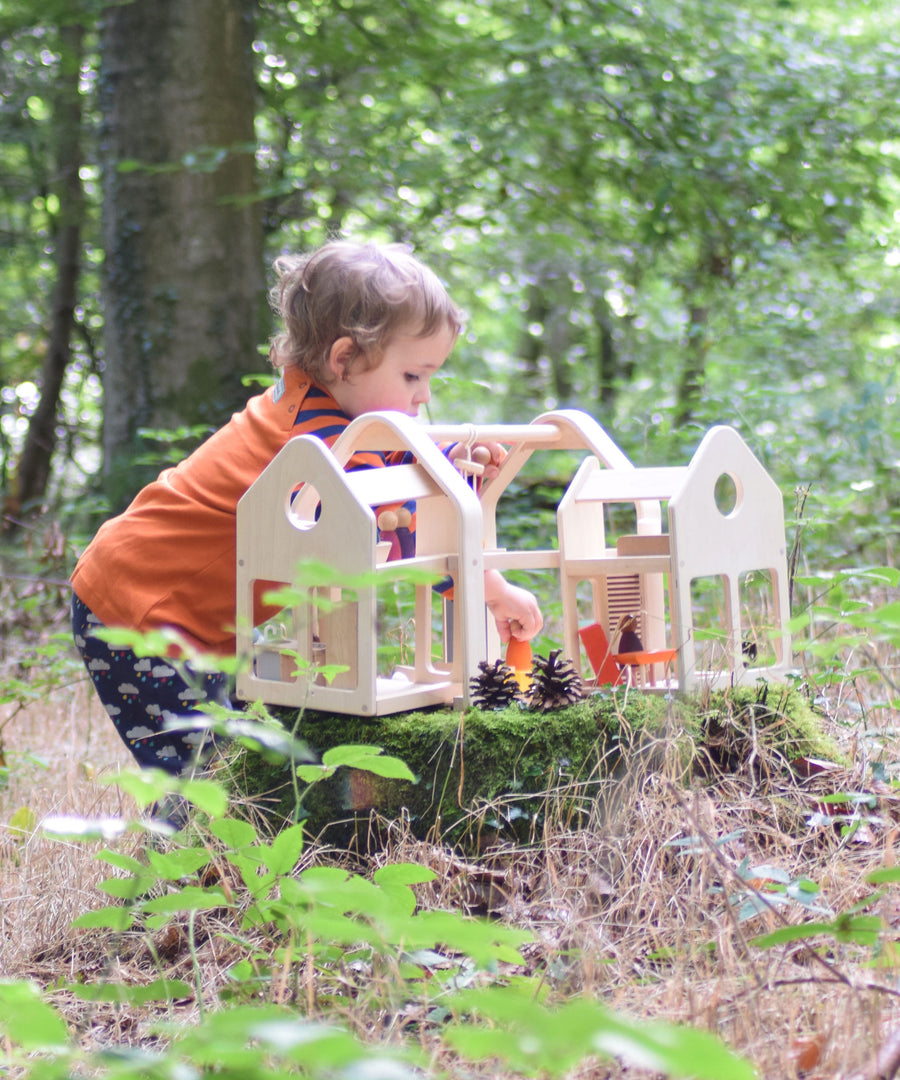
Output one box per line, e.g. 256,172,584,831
228,684,838,849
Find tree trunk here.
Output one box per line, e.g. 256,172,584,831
503,282,548,420
674,304,709,428
546,302,573,405
3,23,84,530
593,292,617,410
98,0,263,508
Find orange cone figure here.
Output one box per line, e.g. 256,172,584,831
505,636,533,693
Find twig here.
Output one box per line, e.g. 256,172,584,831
732,977,900,1003
863,647,900,694
788,483,811,615
666,781,855,992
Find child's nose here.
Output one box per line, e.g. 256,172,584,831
415,381,431,404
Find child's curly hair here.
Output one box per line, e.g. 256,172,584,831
268,240,464,382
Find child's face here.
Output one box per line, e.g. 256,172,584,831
328,324,456,419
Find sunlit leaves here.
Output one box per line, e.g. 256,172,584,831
444,985,756,1079
0,980,68,1051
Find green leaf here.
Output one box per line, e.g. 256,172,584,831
98,873,156,900
296,763,335,782
97,850,148,874
320,744,416,781
869,601,900,629
754,914,883,949
146,846,212,881
101,768,173,808
66,979,192,1004
8,805,36,839
405,910,531,967
751,922,835,949
218,718,314,764
867,866,900,885
210,816,258,848
351,754,417,781
320,744,386,767
831,913,882,945
444,989,754,1079
141,885,229,915
0,980,69,1050
71,905,135,931
180,776,229,817
251,1018,387,1070
373,864,437,887
262,823,306,876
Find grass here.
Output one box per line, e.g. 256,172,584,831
3,583,900,1078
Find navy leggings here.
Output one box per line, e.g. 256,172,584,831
71,593,227,774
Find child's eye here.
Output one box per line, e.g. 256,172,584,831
404,373,420,383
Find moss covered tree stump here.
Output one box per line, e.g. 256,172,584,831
229,685,839,849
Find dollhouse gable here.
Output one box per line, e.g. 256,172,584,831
234,411,487,717
668,426,792,688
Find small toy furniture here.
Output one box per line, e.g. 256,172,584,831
234,410,792,716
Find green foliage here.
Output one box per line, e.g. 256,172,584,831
3,0,900,573
296,744,417,784
719,860,830,924
3,756,756,1080
740,859,900,962
444,984,755,1080
790,566,900,708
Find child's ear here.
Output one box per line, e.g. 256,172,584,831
327,337,356,381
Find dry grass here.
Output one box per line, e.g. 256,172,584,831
0,678,136,975
3,610,900,1079
376,750,900,1079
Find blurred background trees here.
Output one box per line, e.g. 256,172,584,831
2,0,898,566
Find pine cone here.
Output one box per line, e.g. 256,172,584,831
527,649,584,712
470,659,521,710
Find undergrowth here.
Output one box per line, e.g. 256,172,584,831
2,555,900,1079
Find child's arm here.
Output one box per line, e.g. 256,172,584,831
447,441,541,641
484,568,543,644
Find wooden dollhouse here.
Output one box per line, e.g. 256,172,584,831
234,410,793,715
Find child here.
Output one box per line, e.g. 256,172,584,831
71,240,543,775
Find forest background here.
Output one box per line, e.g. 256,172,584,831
2,0,899,564
2,1,900,1078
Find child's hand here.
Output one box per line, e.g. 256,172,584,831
484,569,543,643
448,440,506,482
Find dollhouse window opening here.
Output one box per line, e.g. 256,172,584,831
713,472,742,518
739,567,784,668
686,565,783,675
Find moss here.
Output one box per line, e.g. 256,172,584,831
228,683,836,848
692,683,845,775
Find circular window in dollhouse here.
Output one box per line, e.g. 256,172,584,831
714,472,742,517
286,483,321,530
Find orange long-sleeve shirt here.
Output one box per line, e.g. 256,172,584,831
71,369,392,654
